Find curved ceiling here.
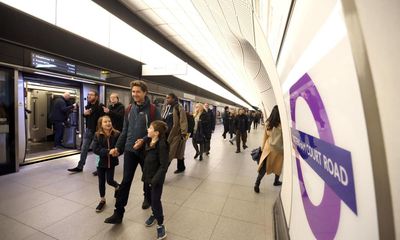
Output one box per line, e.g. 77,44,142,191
120,0,270,108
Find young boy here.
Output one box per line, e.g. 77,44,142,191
135,120,169,240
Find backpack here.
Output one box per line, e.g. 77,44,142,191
186,112,195,134
125,103,156,127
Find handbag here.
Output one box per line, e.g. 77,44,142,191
250,147,262,163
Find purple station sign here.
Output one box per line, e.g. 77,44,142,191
290,73,357,240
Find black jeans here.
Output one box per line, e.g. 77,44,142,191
53,121,64,147
97,167,119,198
192,138,204,157
222,123,229,138
236,131,247,151
205,137,211,153
115,151,145,215
256,160,266,186
253,121,258,129
144,182,164,225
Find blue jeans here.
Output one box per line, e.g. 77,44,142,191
77,129,94,169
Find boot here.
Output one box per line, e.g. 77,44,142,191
104,211,123,224
174,159,186,174
273,175,282,186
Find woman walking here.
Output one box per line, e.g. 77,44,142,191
254,105,283,193
191,103,210,161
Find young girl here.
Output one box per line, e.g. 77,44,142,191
92,115,120,212
138,120,169,240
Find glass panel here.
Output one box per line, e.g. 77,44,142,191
0,68,14,174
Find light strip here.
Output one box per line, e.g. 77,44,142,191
281,1,347,93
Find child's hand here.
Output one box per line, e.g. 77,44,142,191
133,139,144,150
109,148,119,157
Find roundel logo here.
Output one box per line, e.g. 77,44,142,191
289,73,356,240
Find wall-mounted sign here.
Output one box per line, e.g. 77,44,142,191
31,52,105,81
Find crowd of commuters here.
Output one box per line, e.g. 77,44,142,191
54,79,281,240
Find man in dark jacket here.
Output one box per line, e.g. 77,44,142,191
103,93,125,131
204,103,215,155
68,90,104,172
235,108,249,153
50,92,77,149
105,80,161,224
222,106,230,139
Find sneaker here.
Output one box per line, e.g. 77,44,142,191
96,200,106,212
199,155,203,161
194,152,199,159
67,167,82,172
254,185,260,193
104,212,123,224
92,170,98,176
235,150,240,153
243,145,248,149
145,215,156,227
142,199,150,209
157,225,167,240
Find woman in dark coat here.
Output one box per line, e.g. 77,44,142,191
191,103,210,161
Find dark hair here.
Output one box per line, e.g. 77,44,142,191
267,105,281,130
151,120,168,137
224,106,229,110
130,80,148,93
167,93,178,100
89,90,98,97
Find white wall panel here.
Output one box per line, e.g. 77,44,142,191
278,1,380,239
354,0,400,238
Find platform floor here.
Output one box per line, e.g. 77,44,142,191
0,125,279,240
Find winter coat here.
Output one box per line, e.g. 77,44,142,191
93,130,120,168
222,110,230,128
193,112,210,143
84,102,105,132
234,114,248,133
50,96,74,122
115,96,161,154
228,115,235,134
258,124,283,175
142,137,169,186
107,102,125,131
162,103,188,161
206,109,215,131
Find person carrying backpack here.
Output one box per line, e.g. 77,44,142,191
161,93,188,174
104,80,161,224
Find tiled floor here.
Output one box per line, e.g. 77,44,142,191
0,125,280,240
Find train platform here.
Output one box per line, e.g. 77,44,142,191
0,125,279,240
